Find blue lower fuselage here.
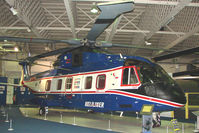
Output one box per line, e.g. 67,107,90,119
32,90,182,112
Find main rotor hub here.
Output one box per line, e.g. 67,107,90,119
81,38,96,47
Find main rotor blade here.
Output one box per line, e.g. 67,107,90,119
0,58,52,67
26,46,81,63
86,1,134,41
99,42,175,52
32,63,52,67
0,36,81,45
152,46,199,62
0,58,22,62
173,68,199,77
0,82,22,87
26,48,71,63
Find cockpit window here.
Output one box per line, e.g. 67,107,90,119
122,67,139,86
137,64,174,85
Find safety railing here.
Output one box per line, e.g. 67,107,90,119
185,92,199,119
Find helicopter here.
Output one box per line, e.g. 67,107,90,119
0,0,186,115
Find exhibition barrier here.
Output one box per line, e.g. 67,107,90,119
185,92,199,119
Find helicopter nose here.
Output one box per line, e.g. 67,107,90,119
141,82,186,105
168,88,186,105
156,83,186,105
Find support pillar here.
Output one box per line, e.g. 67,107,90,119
6,78,14,105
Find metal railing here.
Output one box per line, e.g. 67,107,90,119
185,92,199,119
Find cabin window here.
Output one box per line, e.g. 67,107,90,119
65,77,73,89
96,74,106,89
57,79,62,90
45,80,51,91
122,67,139,85
85,76,92,89
72,53,82,67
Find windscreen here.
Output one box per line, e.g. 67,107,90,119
137,63,174,85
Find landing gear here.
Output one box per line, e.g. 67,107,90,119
88,109,95,113
39,107,48,116
152,112,161,128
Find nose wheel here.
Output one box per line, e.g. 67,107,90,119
39,107,48,116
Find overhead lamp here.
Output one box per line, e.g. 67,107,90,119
14,46,19,52
90,4,98,14
44,46,50,51
145,41,152,46
28,52,31,57
27,27,31,32
10,7,18,15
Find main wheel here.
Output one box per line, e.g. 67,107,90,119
39,107,45,116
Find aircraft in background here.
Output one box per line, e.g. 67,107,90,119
0,0,186,116
152,46,199,79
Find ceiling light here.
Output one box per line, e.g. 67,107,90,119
28,52,31,57
145,41,152,45
90,8,98,14
14,46,19,52
10,7,18,15
90,4,98,14
44,46,50,51
27,28,31,32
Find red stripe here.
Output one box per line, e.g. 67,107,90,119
31,89,183,107
106,90,183,107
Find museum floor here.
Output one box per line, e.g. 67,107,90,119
0,105,196,133
0,106,117,133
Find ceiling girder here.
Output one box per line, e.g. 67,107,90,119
164,25,199,49
5,0,49,38
145,0,192,40
43,7,68,29
105,15,122,42
63,0,77,38
75,6,98,34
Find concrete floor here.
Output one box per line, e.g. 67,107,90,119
19,107,195,133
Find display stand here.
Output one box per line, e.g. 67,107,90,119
192,111,199,132
142,115,152,133
140,104,154,133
